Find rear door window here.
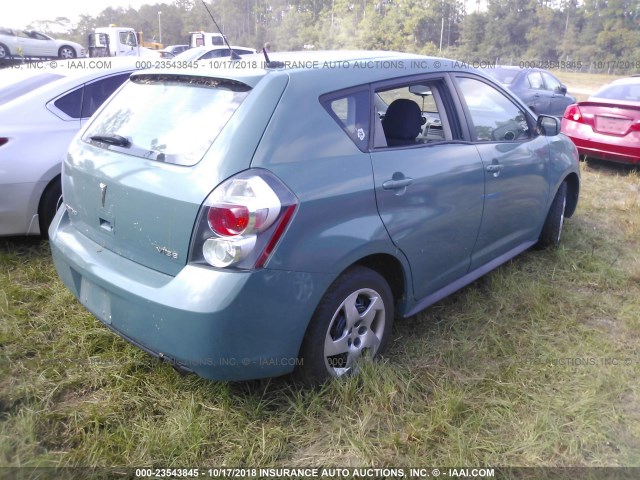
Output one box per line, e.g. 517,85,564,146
527,72,544,89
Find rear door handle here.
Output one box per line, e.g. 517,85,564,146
382,177,414,190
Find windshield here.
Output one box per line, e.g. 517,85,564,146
82,74,251,166
174,48,212,61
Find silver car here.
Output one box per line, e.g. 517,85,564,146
0,58,142,236
173,45,256,61
0,28,85,59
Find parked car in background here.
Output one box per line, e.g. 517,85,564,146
561,77,640,164
0,27,84,59
49,51,580,384
0,58,142,237
158,44,190,58
173,45,256,61
484,66,576,118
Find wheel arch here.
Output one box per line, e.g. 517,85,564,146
349,253,409,316
37,174,62,236
563,172,579,218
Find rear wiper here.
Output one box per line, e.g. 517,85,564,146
89,134,131,148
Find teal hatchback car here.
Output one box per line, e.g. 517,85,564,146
50,51,580,383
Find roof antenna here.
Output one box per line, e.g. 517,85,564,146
262,47,284,69
200,0,240,60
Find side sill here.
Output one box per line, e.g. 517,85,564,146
404,240,536,318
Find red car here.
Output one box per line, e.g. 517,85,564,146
561,77,640,164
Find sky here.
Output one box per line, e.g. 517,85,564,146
4,0,158,29
5,0,488,30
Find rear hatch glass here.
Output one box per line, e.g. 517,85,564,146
82,74,251,166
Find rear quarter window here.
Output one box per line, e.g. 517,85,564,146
320,89,370,151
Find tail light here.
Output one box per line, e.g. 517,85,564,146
563,104,582,122
563,104,596,128
0,138,8,147
189,169,297,270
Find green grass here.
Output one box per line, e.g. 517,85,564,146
1,160,639,468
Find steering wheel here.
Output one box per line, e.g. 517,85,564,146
491,121,526,141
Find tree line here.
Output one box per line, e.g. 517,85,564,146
29,0,640,74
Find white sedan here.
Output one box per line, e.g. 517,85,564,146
0,27,85,59
0,58,142,237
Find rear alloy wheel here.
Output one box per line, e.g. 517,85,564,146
0,43,9,59
38,178,62,238
538,181,567,248
58,46,76,59
298,266,393,384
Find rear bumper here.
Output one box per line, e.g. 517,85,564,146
561,119,640,164
49,208,334,381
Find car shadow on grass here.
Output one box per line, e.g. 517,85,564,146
583,157,639,175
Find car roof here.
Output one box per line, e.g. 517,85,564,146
606,77,640,86
0,58,141,108
133,50,483,92
3,57,141,78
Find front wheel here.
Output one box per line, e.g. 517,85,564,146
538,181,567,248
297,266,394,384
58,46,76,59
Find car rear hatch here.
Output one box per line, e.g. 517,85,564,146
62,69,288,276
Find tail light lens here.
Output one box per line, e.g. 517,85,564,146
564,104,582,122
189,169,297,270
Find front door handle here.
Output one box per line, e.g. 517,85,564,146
486,161,504,178
383,177,414,190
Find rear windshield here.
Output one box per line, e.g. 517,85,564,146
592,82,640,102
485,68,518,85
82,74,251,166
0,72,63,106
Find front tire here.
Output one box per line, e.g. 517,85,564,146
38,177,62,238
58,46,76,59
538,181,567,248
297,266,394,385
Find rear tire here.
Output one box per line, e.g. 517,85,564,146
38,177,62,238
0,43,9,59
297,266,394,385
538,181,567,248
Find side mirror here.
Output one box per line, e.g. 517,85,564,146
555,85,567,95
537,115,560,136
